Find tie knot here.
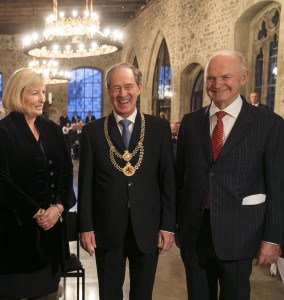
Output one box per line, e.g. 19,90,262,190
119,119,131,128
216,111,227,120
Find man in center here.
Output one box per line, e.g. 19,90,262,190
78,63,175,299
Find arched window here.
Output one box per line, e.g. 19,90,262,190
252,6,280,110
68,68,102,121
267,34,278,110
191,70,204,111
133,56,140,111
152,39,171,120
255,48,263,102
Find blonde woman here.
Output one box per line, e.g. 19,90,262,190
0,68,75,300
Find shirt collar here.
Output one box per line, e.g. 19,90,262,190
210,95,242,119
113,108,137,124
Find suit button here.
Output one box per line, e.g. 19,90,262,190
128,182,132,187
50,172,54,176
49,160,53,164
123,205,127,209
209,172,214,176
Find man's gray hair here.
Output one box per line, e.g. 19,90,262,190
106,63,142,90
205,50,247,79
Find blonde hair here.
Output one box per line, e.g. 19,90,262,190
2,68,46,113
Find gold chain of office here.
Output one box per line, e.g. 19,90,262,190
104,113,145,176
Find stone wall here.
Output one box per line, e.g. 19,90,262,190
121,0,284,120
0,0,283,124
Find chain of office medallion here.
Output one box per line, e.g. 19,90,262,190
104,113,145,173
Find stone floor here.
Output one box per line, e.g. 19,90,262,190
61,160,284,299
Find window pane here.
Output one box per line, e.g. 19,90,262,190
68,68,102,121
152,39,172,119
255,48,263,102
267,35,278,110
191,70,204,111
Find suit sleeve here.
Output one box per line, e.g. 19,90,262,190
263,115,284,244
175,117,186,195
175,116,187,224
78,126,95,232
158,121,176,232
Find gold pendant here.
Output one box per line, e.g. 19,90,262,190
123,163,135,176
122,150,132,162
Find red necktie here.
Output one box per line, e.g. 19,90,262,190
211,111,227,161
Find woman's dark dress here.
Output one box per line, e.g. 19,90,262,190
0,112,75,298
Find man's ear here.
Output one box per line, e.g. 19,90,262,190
137,83,142,95
240,69,249,86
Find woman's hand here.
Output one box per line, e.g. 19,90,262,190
36,205,62,231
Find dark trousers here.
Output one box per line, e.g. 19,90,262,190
181,209,252,300
95,214,159,300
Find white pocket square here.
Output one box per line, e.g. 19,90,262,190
242,194,266,205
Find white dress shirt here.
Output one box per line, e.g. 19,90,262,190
209,95,243,144
113,108,137,134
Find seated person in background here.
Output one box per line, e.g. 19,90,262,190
85,111,96,123
249,92,268,109
62,121,71,135
62,122,72,154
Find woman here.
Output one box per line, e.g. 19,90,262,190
0,68,76,299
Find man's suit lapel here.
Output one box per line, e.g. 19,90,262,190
108,113,125,151
219,99,254,160
128,112,141,151
198,106,212,163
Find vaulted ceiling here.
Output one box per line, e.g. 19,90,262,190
0,0,149,35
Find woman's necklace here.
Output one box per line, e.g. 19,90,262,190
104,113,145,176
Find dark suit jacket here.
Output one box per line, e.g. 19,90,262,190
85,115,96,123
176,98,284,260
78,112,175,253
258,103,268,109
71,115,81,123
0,112,75,274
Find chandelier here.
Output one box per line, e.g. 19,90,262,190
28,59,71,84
23,0,123,59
